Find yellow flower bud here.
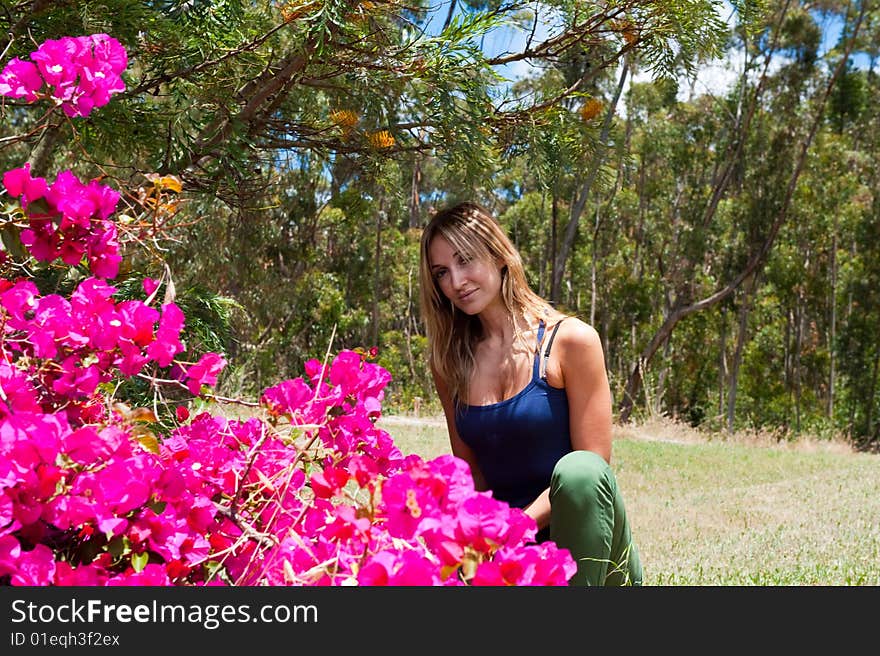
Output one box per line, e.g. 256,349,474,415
580,98,603,122
367,130,395,149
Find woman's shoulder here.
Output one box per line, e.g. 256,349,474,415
552,317,603,354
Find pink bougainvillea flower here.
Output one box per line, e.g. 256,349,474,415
0,58,43,99
185,352,227,395
47,170,96,226
261,377,313,414
322,504,371,544
2,163,48,204
310,465,351,499
116,300,160,346
86,222,121,278
357,550,439,586
107,563,170,586
454,493,517,552
8,34,129,117
0,535,22,577
145,303,185,366
142,277,160,297
4,167,122,277
53,561,109,586
29,37,81,87
9,542,55,586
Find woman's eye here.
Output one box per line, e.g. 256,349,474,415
434,269,446,280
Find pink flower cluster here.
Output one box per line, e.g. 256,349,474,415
0,329,575,585
0,33,126,117
3,163,121,278
0,276,196,423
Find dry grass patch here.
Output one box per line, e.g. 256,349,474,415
615,416,855,455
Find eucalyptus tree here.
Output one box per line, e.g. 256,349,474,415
615,0,868,424
829,18,880,445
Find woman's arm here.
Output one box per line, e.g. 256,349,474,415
522,488,552,531
431,366,489,491
521,320,613,532
553,319,614,463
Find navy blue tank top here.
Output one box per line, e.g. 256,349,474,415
454,320,571,509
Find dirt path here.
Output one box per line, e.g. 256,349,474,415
378,414,446,428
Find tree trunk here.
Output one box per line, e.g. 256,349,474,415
828,212,838,417
866,349,880,441
409,154,422,228
590,197,600,326
26,122,63,178
793,292,804,433
179,8,357,177
404,266,416,378
656,336,672,417
550,193,558,299
442,0,457,30
727,278,756,433
719,306,727,419
551,59,628,303
371,208,384,347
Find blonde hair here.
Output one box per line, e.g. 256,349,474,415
418,201,566,404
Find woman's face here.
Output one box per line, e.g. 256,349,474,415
427,235,503,315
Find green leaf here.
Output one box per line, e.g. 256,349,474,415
0,225,28,261
148,500,168,515
24,197,53,218
106,536,131,559
131,551,150,573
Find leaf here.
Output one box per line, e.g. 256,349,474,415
128,407,159,423
145,173,183,193
163,265,177,304
283,559,296,583
132,426,160,454
156,175,182,193
24,197,53,219
106,536,130,559
131,551,149,572
148,500,167,514
112,402,132,419
0,225,28,261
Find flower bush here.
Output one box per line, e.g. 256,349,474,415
0,33,126,117
0,34,576,586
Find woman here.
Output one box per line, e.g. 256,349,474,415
418,201,642,586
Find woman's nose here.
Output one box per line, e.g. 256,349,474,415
448,266,466,289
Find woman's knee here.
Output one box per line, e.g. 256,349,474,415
550,450,614,507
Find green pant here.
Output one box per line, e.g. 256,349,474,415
549,450,643,586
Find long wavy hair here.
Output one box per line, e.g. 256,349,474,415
418,201,566,404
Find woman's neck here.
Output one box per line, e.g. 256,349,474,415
478,306,533,347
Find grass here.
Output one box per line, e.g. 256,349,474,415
377,415,880,585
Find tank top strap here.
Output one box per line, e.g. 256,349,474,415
532,320,546,379
540,318,566,380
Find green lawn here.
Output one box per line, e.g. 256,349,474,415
378,416,880,585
